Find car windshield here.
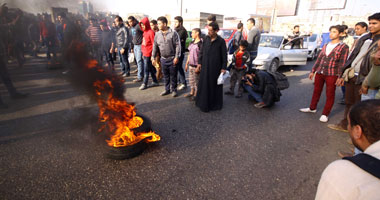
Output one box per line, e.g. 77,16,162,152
218,30,234,39
259,35,283,48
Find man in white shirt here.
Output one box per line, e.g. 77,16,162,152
315,100,380,200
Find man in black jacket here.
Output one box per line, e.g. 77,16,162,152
242,69,280,108
174,16,188,90
114,16,131,76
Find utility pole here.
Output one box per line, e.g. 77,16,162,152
180,0,183,16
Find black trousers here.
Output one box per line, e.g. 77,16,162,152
161,57,178,92
0,56,17,103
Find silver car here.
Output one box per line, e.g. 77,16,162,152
303,33,321,60
253,33,308,72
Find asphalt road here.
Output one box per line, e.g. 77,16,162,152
0,55,351,200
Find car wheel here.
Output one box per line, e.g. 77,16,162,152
269,59,279,72
311,50,317,60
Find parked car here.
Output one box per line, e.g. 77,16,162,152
253,33,308,72
218,28,237,46
303,33,321,60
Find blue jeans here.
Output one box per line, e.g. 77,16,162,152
248,51,257,70
176,53,187,86
243,84,263,102
134,45,144,79
118,49,130,74
143,56,158,85
361,89,377,101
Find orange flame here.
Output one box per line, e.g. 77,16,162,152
89,60,160,147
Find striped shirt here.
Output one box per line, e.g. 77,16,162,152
86,25,102,44
312,42,349,76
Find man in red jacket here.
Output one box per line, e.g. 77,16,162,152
139,17,159,90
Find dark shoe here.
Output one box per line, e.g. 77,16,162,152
0,103,9,109
254,102,266,108
172,91,178,97
10,92,28,99
327,124,348,133
160,91,170,96
133,78,142,83
235,94,242,98
224,91,234,95
339,98,345,105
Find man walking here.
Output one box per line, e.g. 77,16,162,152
152,16,181,97
114,16,131,77
246,18,261,69
174,16,188,90
128,16,144,82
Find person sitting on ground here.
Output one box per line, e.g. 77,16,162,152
242,68,281,108
315,99,380,200
225,40,250,98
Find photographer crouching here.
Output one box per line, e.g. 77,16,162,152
242,68,281,108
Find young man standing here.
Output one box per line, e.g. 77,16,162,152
128,16,144,82
152,16,181,97
246,18,261,69
174,16,188,90
114,16,131,77
139,17,159,90
300,25,349,123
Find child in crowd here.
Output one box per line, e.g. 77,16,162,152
225,40,250,98
184,28,202,101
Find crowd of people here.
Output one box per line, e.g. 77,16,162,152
1,3,380,197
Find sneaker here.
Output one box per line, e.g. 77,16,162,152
254,102,266,108
160,91,170,96
224,91,234,95
124,73,130,77
178,84,187,90
131,69,138,74
319,115,328,123
133,78,142,83
139,84,147,90
327,124,348,132
150,82,159,87
299,108,317,113
172,91,178,97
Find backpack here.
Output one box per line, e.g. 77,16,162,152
343,153,380,179
267,71,289,90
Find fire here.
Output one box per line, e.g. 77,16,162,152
88,60,160,147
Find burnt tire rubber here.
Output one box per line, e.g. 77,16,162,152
105,140,148,160
269,59,279,72
104,114,152,160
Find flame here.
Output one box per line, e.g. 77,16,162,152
88,60,160,147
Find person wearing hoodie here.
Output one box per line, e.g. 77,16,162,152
139,17,159,90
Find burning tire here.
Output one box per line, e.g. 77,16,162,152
105,114,152,160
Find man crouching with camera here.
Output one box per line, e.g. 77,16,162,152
242,68,281,108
